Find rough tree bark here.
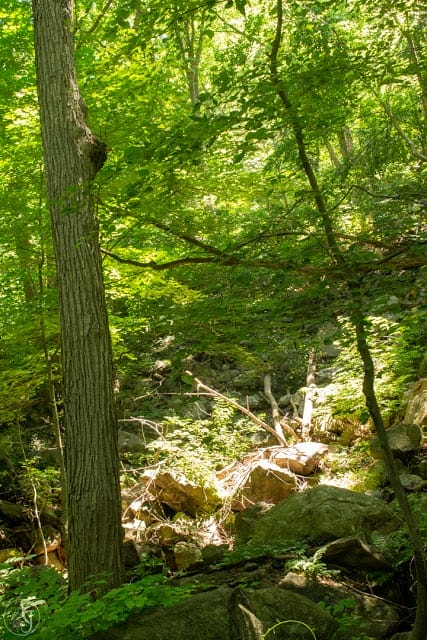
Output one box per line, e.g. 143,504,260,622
32,0,123,593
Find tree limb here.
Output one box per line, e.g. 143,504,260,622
301,351,316,440
101,246,427,275
263,374,298,443
376,93,427,162
185,371,299,444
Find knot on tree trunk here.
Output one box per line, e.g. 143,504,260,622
89,137,108,174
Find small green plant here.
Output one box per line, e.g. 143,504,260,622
319,310,425,424
137,401,261,490
217,542,307,567
0,563,192,640
317,598,375,639
370,495,427,570
285,548,340,580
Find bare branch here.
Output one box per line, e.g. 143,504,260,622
100,248,217,270
185,371,300,444
375,93,427,162
149,219,229,258
264,374,290,443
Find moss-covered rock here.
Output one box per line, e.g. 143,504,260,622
250,485,401,547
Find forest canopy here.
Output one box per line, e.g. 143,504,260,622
0,0,426,634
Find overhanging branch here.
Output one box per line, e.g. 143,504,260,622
101,246,426,275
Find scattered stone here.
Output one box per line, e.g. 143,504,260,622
201,543,228,565
231,460,296,510
278,393,293,406
174,541,203,571
118,430,145,453
322,343,341,358
235,503,272,545
190,516,226,548
149,522,185,547
246,395,264,409
370,423,422,459
136,469,221,516
403,378,427,427
398,473,423,491
320,534,391,570
315,368,336,384
413,456,427,479
265,442,328,475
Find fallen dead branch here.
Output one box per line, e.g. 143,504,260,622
263,374,300,442
185,371,300,445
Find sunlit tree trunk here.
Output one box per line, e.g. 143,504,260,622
301,351,315,440
32,0,123,593
175,15,205,106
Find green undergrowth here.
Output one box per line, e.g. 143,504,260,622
317,598,376,640
122,398,261,485
372,493,427,567
0,562,192,640
217,541,308,567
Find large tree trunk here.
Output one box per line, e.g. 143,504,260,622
32,0,123,593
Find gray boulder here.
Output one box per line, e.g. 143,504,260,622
235,502,272,544
231,460,297,510
118,430,145,453
91,586,338,640
231,587,338,640
370,423,422,460
403,378,427,427
398,473,423,490
250,485,401,547
320,534,391,570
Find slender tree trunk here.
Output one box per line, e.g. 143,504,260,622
175,15,205,106
270,2,427,635
301,351,316,440
349,284,427,640
32,0,123,593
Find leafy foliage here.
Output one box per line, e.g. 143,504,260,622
0,0,426,633
284,548,340,580
218,541,307,567
370,493,427,568
0,564,191,640
317,598,375,640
